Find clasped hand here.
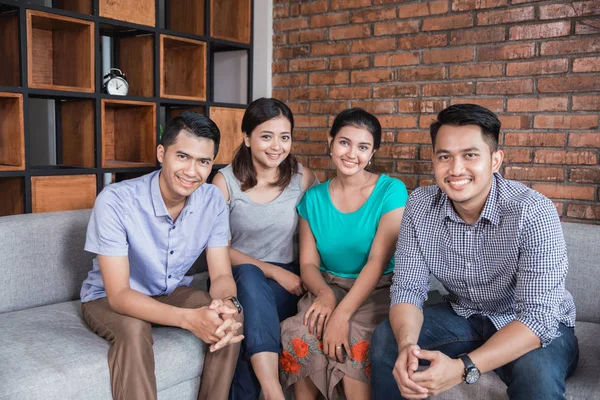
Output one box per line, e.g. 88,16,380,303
393,345,464,399
184,299,244,353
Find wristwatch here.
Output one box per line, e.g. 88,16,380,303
223,296,243,314
458,353,481,384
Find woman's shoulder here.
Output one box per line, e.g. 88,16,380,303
377,174,408,194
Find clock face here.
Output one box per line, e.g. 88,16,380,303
107,77,128,96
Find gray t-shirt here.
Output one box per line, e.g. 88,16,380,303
219,164,308,264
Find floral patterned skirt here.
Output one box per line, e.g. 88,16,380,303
279,272,392,400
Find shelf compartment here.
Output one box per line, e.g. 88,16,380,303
99,0,155,27
100,26,154,98
28,97,95,168
101,99,156,168
26,10,94,93
168,0,205,36
0,177,25,217
0,93,25,171
31,174,96,213
0,8,20,87
210,0,251,44
209,106,245,165
160,34,206,101
28,0,93,15
212,49,248,104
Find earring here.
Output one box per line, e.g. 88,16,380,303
329,152,332,157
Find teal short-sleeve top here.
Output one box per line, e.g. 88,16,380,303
297,174,408,278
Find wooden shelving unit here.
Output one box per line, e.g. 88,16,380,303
0,1,252,216
0,7,20,87
168,0,205,36
0,178,24,217
0,93,25,171
50,1,93,15
160,34,207,101
99,0,154,27
26,10,94,93
211,0,251,44
210,106,245,165
102,99,156,168
31,174,96,213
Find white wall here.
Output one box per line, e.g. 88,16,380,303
252,0,273,100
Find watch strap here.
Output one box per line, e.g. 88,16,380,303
222,296,242,313
458,353,475,370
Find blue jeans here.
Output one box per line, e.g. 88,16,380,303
230,263,301,400
370,302,579,400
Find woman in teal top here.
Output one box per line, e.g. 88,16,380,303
280,108,408,400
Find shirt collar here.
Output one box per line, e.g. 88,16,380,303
151,170,170,218
439,173,501,226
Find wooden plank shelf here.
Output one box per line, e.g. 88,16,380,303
31,174,96,213
0,92,24,171
210,0,251,44
160,34,207,101
99,0,155,27
0,177,24,216
101,99,156,168
168,0,205,36
210,106,245,165
0,8,20,87
26,10,94,93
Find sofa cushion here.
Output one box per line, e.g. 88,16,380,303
0,301,206,400
0,210,94,313
562,222,600,324
431,321,600,400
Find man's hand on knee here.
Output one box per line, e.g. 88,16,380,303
410,350,464,397
393,344,429,399
182,306,230,344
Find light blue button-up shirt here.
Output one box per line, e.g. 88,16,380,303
80,170,229,303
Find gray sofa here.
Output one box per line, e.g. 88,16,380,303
0,210,598,400
0,209,209,400
433,222,600,400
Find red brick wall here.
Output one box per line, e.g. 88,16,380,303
272,0,600,223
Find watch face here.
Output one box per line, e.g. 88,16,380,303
465,367,481,384
106,77,128,96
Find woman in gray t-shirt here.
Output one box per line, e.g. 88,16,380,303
213,98,318,400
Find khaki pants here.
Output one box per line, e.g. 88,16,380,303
81,286,242,400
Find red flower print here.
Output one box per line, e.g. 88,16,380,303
280,351,301,375
351,340,370,362
291,337,309,358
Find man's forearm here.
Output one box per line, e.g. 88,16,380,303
469,320,541,373
209,274,237,300
390,303,424,349
108,288,188,328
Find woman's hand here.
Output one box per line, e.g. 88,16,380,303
273,266,306,296
303,289,336,339
323,309,352,363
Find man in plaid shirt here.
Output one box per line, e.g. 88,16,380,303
370,104,578,400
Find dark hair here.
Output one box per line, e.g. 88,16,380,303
430,104,501,152
232,98,298,191
161,112,221,157
329,108,382,150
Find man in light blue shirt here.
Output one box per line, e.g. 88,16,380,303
80,112,244,400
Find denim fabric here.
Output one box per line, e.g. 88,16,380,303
371,302,579,400
230,263,301,400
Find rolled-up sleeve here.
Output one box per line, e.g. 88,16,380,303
84,189,128,257
515,199,568,347
207,196,230,248
390,196,431,309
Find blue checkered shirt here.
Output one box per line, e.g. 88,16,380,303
391,173,576,346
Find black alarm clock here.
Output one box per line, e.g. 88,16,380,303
102,68,129,96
